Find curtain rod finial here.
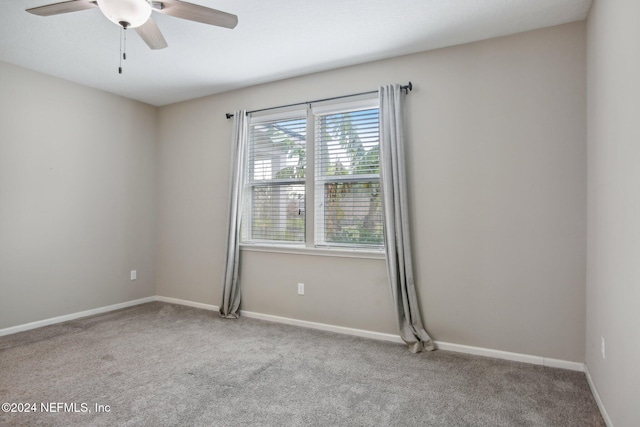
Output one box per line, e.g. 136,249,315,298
401,82,413,94
226,113,234,119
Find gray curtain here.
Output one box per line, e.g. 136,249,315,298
220,110,248,319
379,85,435,353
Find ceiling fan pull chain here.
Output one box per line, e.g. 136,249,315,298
118,26,123,74
123,27,127,61
118,22,129,74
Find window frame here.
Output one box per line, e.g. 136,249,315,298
240,96,385,257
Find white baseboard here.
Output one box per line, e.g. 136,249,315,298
433,341,584,372
0,295,584,373
585,365,613,426
151,298,403,344
239,312,583,372
239,309,405,344
0,296,156,337
155,295,219,312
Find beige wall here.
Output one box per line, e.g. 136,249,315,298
586,0,640,425
0,61,157,328
157,22,587,362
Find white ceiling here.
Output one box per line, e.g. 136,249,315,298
1,0,592,106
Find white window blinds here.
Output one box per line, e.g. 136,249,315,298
241,96,383,251
314,103,383,248
243,111,307,244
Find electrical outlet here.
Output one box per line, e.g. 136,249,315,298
130,270,137,281
297,283,304,295
601,337,606,359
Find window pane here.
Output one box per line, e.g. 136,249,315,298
316,109,380,178
250,184,305,243
243,112,306,245
315,106,382,248
250,118,306,181
322,181,383,247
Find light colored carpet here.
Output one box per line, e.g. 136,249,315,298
0,302,604,426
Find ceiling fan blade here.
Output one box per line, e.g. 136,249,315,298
155,0,238,29
26,0,97,17
135,18,168,50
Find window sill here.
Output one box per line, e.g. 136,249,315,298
239,244,386,260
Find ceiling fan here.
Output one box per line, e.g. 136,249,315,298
26,0,238,50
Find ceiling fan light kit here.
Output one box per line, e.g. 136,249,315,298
96,0,152,29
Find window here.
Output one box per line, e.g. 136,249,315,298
314,101,382,248
242,97,383,251
243,110,307,244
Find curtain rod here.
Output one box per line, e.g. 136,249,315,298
225,82,412,119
